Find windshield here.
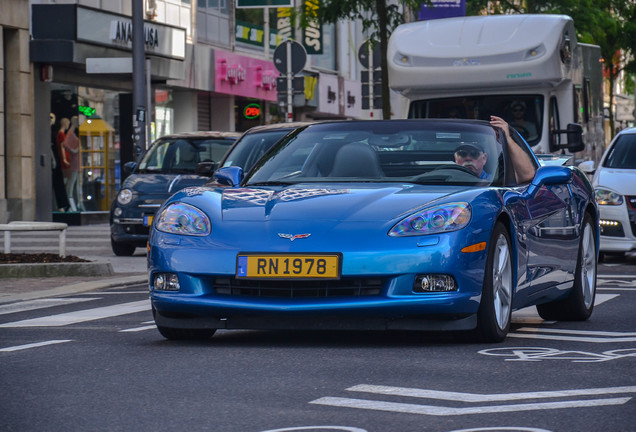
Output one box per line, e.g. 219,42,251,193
408,95,543,146
245,121,502,187
221,129,292,173
604,134,636,169
138,137,235,174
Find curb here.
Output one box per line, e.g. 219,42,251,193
0,261,114,278
0,274,148,304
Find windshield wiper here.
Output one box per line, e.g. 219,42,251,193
246,180,294,186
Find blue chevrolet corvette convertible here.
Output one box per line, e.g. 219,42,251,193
148,119,598,342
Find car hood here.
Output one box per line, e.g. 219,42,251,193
214,183,474,222
124,173,208,196
595,168,636,195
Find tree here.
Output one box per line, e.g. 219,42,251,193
311,0,422,119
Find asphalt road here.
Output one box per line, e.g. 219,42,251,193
1,263,635,432
1,225,635,431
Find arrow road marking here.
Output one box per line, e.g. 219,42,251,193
310,385,636,416
310,396,630,416
345,385,636,403
0,300,150,328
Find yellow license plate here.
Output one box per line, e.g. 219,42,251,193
237,254,340,279
143,215,154,227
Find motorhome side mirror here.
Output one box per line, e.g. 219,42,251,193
195,161,217,177
213,166,244,187
551,123,584,153
566,123,584,152
123,161,137,176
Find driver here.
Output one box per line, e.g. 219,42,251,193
454,141,492,180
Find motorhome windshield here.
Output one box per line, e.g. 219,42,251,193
408,95,543,146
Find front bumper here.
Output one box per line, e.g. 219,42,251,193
148,231,488,331
598,203,636,252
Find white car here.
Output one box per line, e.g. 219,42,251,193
581,127,636,259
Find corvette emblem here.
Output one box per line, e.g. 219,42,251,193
278,233,311,241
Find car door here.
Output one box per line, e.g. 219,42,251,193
524,182,579,294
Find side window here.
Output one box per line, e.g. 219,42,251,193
549,97,561,152
583,78,592,123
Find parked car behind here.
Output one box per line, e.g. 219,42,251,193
582,127,636,260
110,131,241,256
216,122,315,175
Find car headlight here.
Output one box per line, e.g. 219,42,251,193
389,202,471,237
155,202,211,236
595,188,623,206
117,188,134,205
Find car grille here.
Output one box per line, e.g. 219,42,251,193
627,195,636,237
213,277,385,298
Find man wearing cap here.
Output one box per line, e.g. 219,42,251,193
454,141,492,180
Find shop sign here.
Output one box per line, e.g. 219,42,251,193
237,0,293,8
79,105,96,117
214,50,277,102
76,7,185,60
243,103,262,119
276,6,322,55
302,0,322,55
318,73,340,115
110,20,159,48
236,20,283,49
418,0,466,21
343,79,362,118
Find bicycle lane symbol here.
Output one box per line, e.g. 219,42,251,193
478,347,636,362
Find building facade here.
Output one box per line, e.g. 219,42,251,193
3,0,371,224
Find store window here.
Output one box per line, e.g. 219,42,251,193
50,84,122,214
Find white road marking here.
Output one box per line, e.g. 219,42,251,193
310,396,631,416
345,384,636,403
0,300,150,328
0,298,96,315
120,325,156,332
508,329,636,343
0,339,72,352
478,347,636,362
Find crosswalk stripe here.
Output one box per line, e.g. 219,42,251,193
0,300,150,328
0,340,72,352
0,298,96,316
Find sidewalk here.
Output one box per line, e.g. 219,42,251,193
0,224,148,304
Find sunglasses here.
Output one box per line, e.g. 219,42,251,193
512,108,524,112
455,149,482,158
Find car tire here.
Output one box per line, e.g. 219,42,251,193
474,221,513,343
111,237,136,256
536,213,597,321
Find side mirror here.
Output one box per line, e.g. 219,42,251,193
577,160,595,175
213,166,244,187
195,161,217,177
551,123,584,153
123,161,137,176
523,166,572,199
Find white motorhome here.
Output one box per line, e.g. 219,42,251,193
388,14,605,165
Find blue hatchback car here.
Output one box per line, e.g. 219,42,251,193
148,120,598,342
110,131,240,256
